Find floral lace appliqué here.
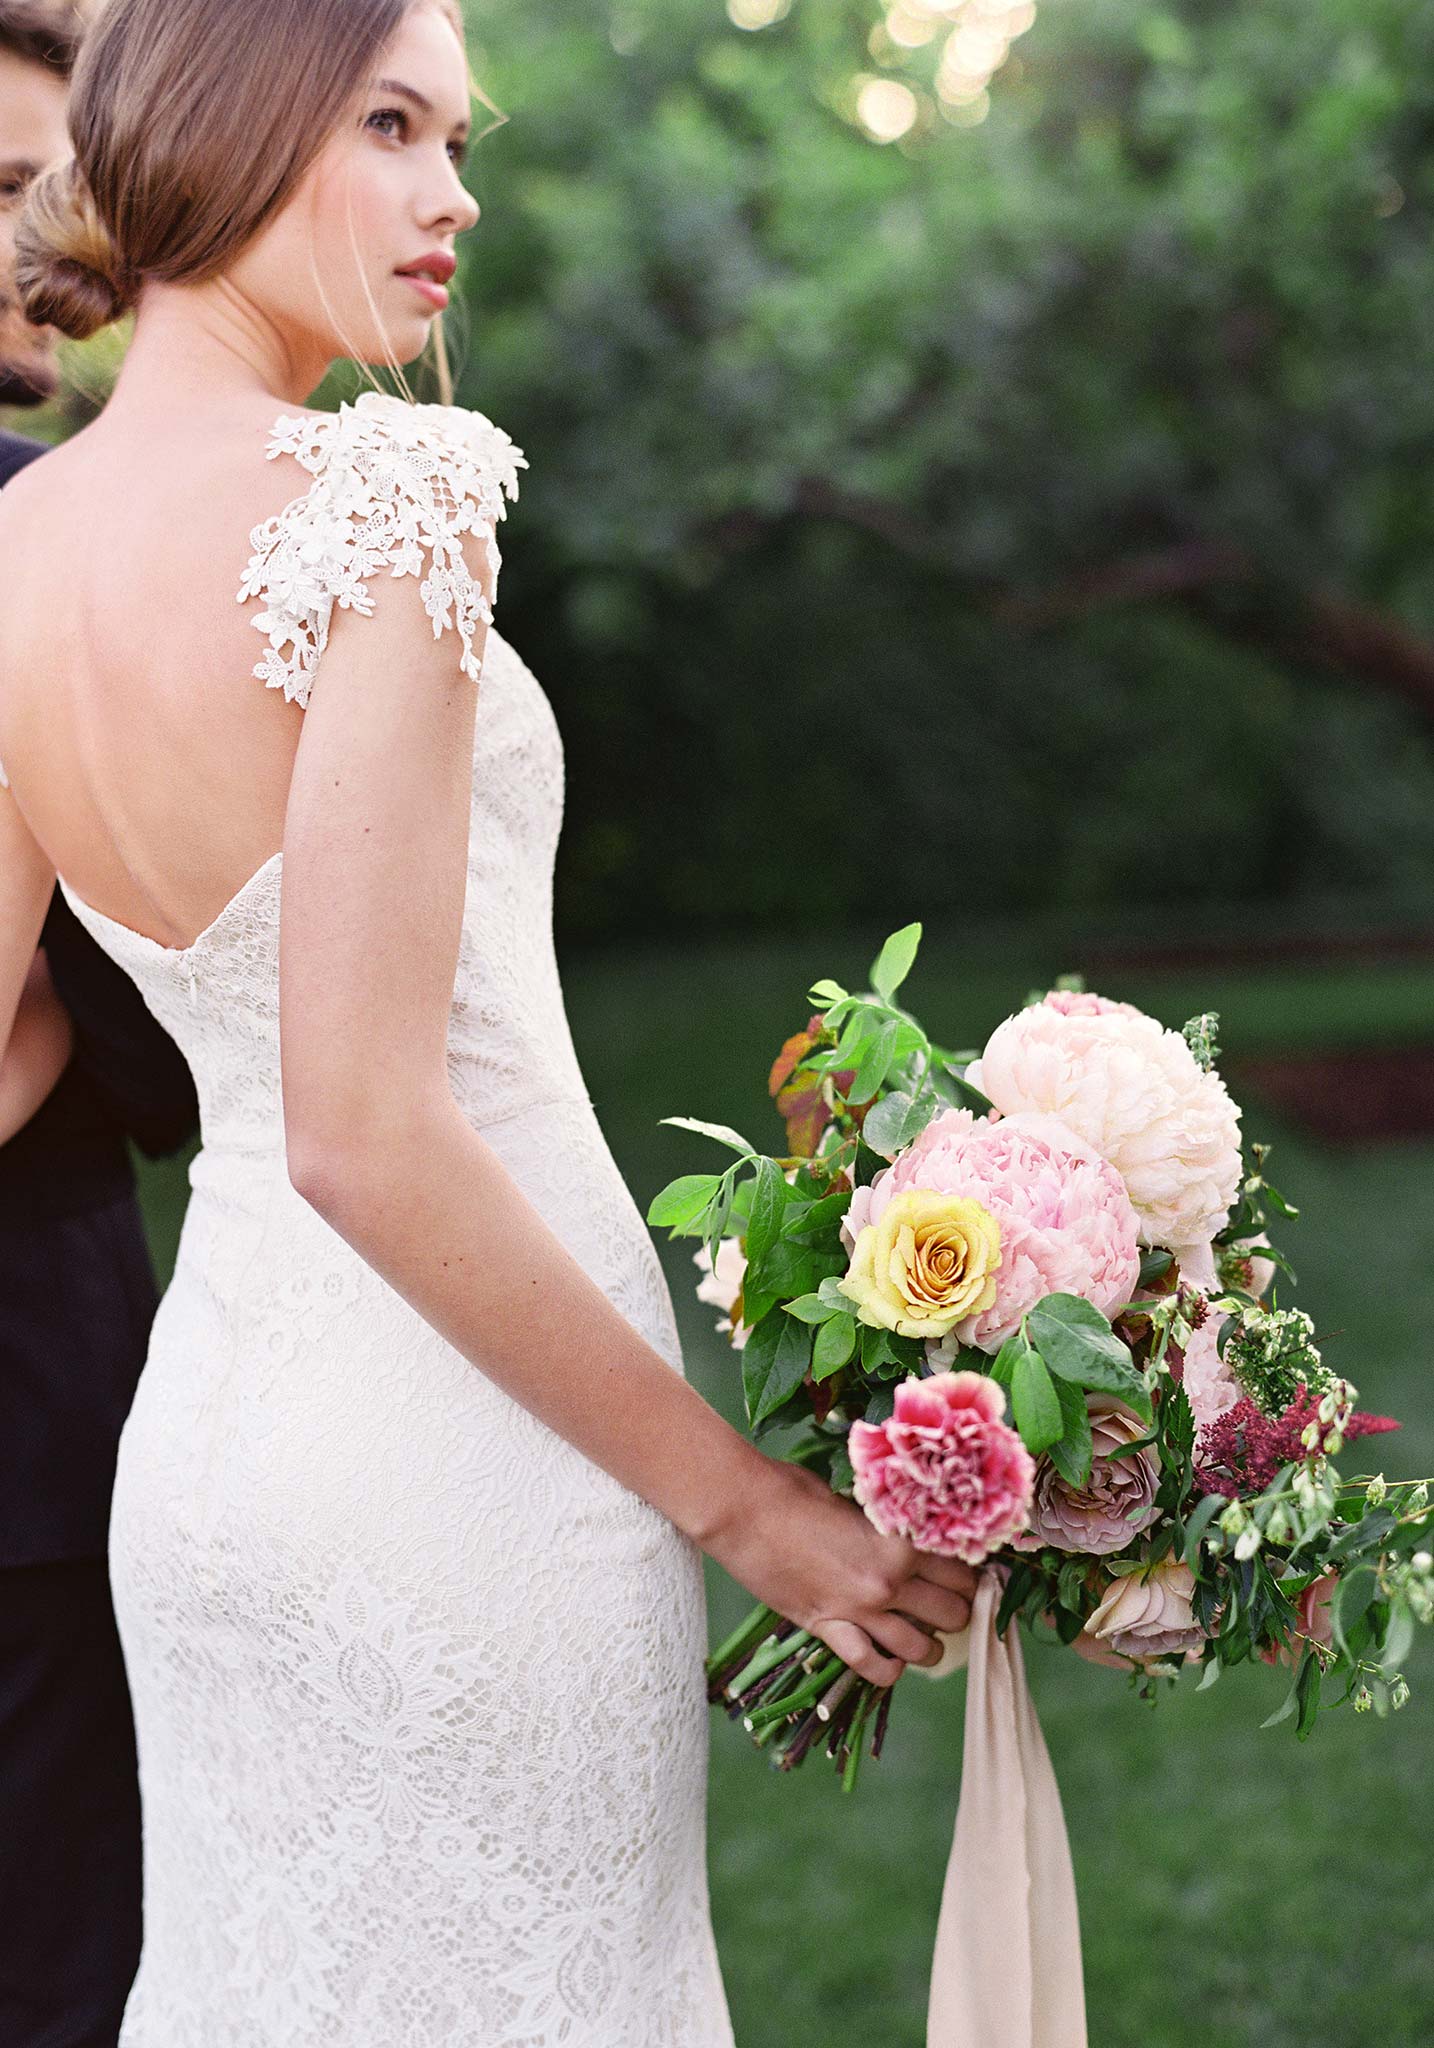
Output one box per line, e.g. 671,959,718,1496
236,389,528,706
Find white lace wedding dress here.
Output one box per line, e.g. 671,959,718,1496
54,391,735,2047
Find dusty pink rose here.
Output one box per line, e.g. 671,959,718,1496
966,994,1243,1253
842,1108,1140,1355
1010,1396,1161,1554
1083,1557,1206,1663
847,1371,1035,1564
1173,1303,1240,1431
692,1238,750,1350
1260,1571,1338,1668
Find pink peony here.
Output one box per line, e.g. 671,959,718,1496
1009,1395,1161,1554
966,993,1243,1254
847,1371,1035,1564
1173,1304,1240,1432
842,1108,1140,1355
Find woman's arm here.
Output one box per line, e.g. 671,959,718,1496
277,524,973,1682
0,948,74,1145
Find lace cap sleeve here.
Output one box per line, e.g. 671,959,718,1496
236,389,527,708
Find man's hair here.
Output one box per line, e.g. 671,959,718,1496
0,1,83,79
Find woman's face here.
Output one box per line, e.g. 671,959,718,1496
227,2,479,372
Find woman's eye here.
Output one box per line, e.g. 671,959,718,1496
448,140,469,169
367,107,407,142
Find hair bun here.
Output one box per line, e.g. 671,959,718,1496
15,157,135,341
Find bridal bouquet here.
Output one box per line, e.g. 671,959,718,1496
647,925,1434,1790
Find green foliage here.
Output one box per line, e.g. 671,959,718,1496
448,0,1434,944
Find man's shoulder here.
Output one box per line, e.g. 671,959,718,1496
0,426,49,489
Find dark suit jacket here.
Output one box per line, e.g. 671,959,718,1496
0,425,200,1563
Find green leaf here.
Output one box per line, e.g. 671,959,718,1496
1012,1346,1063,1455
989,1333,1024,1387
742,1156,788,1269
1138,1248,1174,1287
742,1312,813,1428
783,1292,839,1325
646,1173,722,1231
861,1088,938,1160
1260,1650,1308,1730
1025,1294,1151,1421
659,1115,756,1157
1326,1508,1398,1564
812,1313,857,1381
846,1018,898,1104
786,1188,853,1243
1295,1648,1322,1739
868,922,922,1000
1182,1492,1227,1570
1197,1655,1222,1692
1331,1568,1377,1659
1047,1375,1095,1491
808,978,848,1005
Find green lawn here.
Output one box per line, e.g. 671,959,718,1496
136,932,1434,2047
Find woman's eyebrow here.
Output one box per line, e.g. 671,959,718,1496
371,76,471,136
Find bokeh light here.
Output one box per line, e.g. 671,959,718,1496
856,75,921,143
726,0,791,30
851,0,1038,140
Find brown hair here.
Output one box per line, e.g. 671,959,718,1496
0,0,82,79
14,0,467,346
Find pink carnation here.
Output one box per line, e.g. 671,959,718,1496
842,1108,1140,1355
848,1371,1035,1563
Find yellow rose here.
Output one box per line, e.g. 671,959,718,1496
837,1190,1002,1339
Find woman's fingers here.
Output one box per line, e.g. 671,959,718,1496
868,1609,945,1667
890,1576,972,1637
908,1553,981,1599
816,1617,906,1688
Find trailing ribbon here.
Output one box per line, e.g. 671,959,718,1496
926,1569,1088,2048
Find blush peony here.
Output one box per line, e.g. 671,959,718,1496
842,1108,1140,1355
966,992,1243,1255
847,1371,1035,1564
1173,1304,1240,1431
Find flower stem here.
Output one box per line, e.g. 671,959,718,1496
706,1603,782,1685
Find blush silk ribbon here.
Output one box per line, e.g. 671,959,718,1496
925,1568,1088,2048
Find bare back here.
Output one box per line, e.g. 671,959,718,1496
0,396,322,949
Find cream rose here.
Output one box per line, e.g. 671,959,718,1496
837,1190,1001,1340
1083,1556,1205,1665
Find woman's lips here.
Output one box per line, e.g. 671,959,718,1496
397,272,449,312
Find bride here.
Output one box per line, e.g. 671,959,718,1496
0,0,977,2038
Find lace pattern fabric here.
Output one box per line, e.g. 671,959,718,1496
50,394,734,2045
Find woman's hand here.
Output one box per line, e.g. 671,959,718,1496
704,1456,978,1686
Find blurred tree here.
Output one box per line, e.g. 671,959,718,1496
445,0,1434,940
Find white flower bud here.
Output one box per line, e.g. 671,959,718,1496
1323,1431,1344,1458
1219,1501,1247,1536
1365,1475,1387,1507
1354,1685,1373,1713
1234,1524,1262,1561
1408,1483,1430,1515
1317,1391,1338,1424
1300,1422,1321,1452
1413,1551,1433,1576
1391,1679,1410,1711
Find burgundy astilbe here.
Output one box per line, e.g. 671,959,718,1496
1194,1383,1401,1499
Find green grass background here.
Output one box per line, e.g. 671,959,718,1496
136,933,1434,2048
